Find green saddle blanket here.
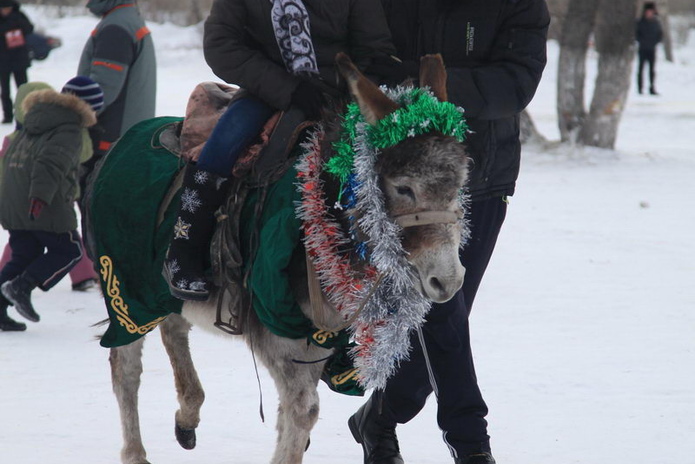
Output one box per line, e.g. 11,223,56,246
90,116,362,395
90,117,185,348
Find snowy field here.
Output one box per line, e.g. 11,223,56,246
1,6,694,464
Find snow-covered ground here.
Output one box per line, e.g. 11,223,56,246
1,6,694,464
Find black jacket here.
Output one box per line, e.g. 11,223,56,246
204,0,396,110
0,2,34,71
636,17,662,52
381,0,549,200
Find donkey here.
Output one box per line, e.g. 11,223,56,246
106,54,470,464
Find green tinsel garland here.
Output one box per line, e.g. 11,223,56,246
327,87,469,186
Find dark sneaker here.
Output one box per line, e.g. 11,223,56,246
455,452,496,464
1,274,39,322
348,395,404,464
0,313,27,331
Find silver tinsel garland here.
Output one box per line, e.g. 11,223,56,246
296,86,472,390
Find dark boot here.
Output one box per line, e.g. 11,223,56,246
455,453,496,464
649,87,659,95
0,296,26,331
348,394,404,464
163,163,229,301
1,272,39,322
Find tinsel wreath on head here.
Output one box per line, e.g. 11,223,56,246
296,86,470,390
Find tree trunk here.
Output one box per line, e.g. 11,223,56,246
659,5,675,62
579,0,638,149
556,0,600,143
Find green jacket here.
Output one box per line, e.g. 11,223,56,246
0,82,93,178
0,89,96,233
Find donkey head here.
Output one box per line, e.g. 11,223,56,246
336,54,469,303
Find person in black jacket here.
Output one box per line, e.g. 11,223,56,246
349,1,549,463
0,0,33,124
636,2,662,95
163,0,396,301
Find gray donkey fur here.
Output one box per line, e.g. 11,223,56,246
108,54,470,464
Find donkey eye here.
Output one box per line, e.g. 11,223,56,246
396,186,415,199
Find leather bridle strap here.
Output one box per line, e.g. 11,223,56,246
393,211,459,229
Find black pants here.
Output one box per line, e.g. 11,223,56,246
0,67,28,121
379,196,508,458
637,48,656,92
0,230,82,291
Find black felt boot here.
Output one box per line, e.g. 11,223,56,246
1,272,39,322
0,296,26,331
163,163,229,301
455,453,496,464
348,394,404,464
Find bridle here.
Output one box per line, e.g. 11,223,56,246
393,210,461,228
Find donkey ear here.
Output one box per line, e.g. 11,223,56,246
419,54,448,102
335,52,400,125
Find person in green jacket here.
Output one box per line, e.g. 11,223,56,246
0,76,103,327
0,82,99,330
0,81,49,331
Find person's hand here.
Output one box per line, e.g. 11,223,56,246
28,198,47,220
366,55,420,86
290,80,327,120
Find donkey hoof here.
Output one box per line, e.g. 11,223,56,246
175,423,197,450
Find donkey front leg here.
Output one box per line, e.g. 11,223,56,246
268,346,326,464
159,314,205,451
110,338,150,464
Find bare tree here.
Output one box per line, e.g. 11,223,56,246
557,0,639,149
579,0,637,148
556,0,599,143
657,2,675,62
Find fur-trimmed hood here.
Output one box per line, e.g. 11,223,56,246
22,88,97,133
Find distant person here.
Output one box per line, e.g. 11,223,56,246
77,0,156,183
636,2,662,95
0,0,33,124
0,77,103,328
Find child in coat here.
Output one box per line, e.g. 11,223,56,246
0,76,103,328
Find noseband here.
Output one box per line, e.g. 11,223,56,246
393,210,460,229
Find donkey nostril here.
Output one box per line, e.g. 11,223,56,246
428,276,445,295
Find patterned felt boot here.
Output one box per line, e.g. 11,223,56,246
0,295,26,331
1,272,39,322
163,163,229,301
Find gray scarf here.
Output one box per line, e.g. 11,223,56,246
270,0,319,75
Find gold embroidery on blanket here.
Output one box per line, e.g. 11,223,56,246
312,330,337,345
331,368,359,386
100,255,166,335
